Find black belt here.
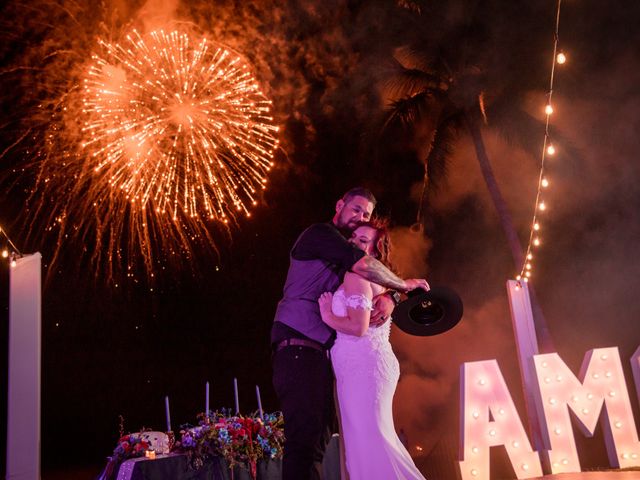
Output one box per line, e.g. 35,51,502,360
275,338,326,353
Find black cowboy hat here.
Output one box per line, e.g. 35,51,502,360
392,286,463,336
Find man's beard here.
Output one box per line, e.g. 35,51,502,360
335,214,357,236
339,219,357,230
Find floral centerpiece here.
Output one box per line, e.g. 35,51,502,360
177,410,285,479
97,431,152,480
99,411,284,480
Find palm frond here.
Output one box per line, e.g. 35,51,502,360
414,110,463,224
383,90,442,130
423,111,464,192
487,98,581,164
384,57,448,100
393,45,435,73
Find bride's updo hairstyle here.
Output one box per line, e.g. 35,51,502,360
359,216,396,272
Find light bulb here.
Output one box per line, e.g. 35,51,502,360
527,253,533,260
547,144,556,155
539,202,546,211
1,250,8,258
545,104,554,115
533,238,541,246
557,52,567,64
541,178,549,188
534,223,540,231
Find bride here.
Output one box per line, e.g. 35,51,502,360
318,218,427,480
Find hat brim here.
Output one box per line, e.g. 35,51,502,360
392,286,463,336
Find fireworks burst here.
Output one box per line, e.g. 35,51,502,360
31,27,280,281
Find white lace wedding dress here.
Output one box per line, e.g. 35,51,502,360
330,289,426,480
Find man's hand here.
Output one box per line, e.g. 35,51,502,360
402,278,430,293
370,293,395,328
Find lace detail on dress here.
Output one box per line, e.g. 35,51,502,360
331,289,400,400
331,289,373,316
329,287,424,479
343,293,373,311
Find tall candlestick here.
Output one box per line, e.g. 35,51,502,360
234,377,239,414
256,385,264,420
205,381,210,419
165,396,172,432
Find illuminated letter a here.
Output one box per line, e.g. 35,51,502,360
459,360,542,480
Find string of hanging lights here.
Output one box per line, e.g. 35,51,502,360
517,0,565,283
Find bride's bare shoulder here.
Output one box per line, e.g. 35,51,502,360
345,272,385,296
344,271,371,289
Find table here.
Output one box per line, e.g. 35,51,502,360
117,454,280,480
117,434,340,480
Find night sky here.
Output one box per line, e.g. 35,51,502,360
1,0,640,478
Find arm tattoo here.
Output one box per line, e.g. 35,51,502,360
356,256,406,291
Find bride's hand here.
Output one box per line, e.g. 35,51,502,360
318,292,334,323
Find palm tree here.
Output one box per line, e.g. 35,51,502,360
380,0,559,352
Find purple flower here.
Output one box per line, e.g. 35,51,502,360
181,436,196,448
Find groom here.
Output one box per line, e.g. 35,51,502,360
271,187,429,479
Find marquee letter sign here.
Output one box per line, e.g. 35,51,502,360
533,348,640,473
459,348,640,479
459,360,543,479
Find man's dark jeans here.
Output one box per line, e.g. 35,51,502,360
272,345,334,480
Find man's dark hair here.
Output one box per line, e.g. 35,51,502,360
342,187,377,206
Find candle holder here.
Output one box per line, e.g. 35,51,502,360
166,431,175,452
145,449,157,459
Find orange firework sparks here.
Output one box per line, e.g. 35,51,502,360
30,28,280,281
